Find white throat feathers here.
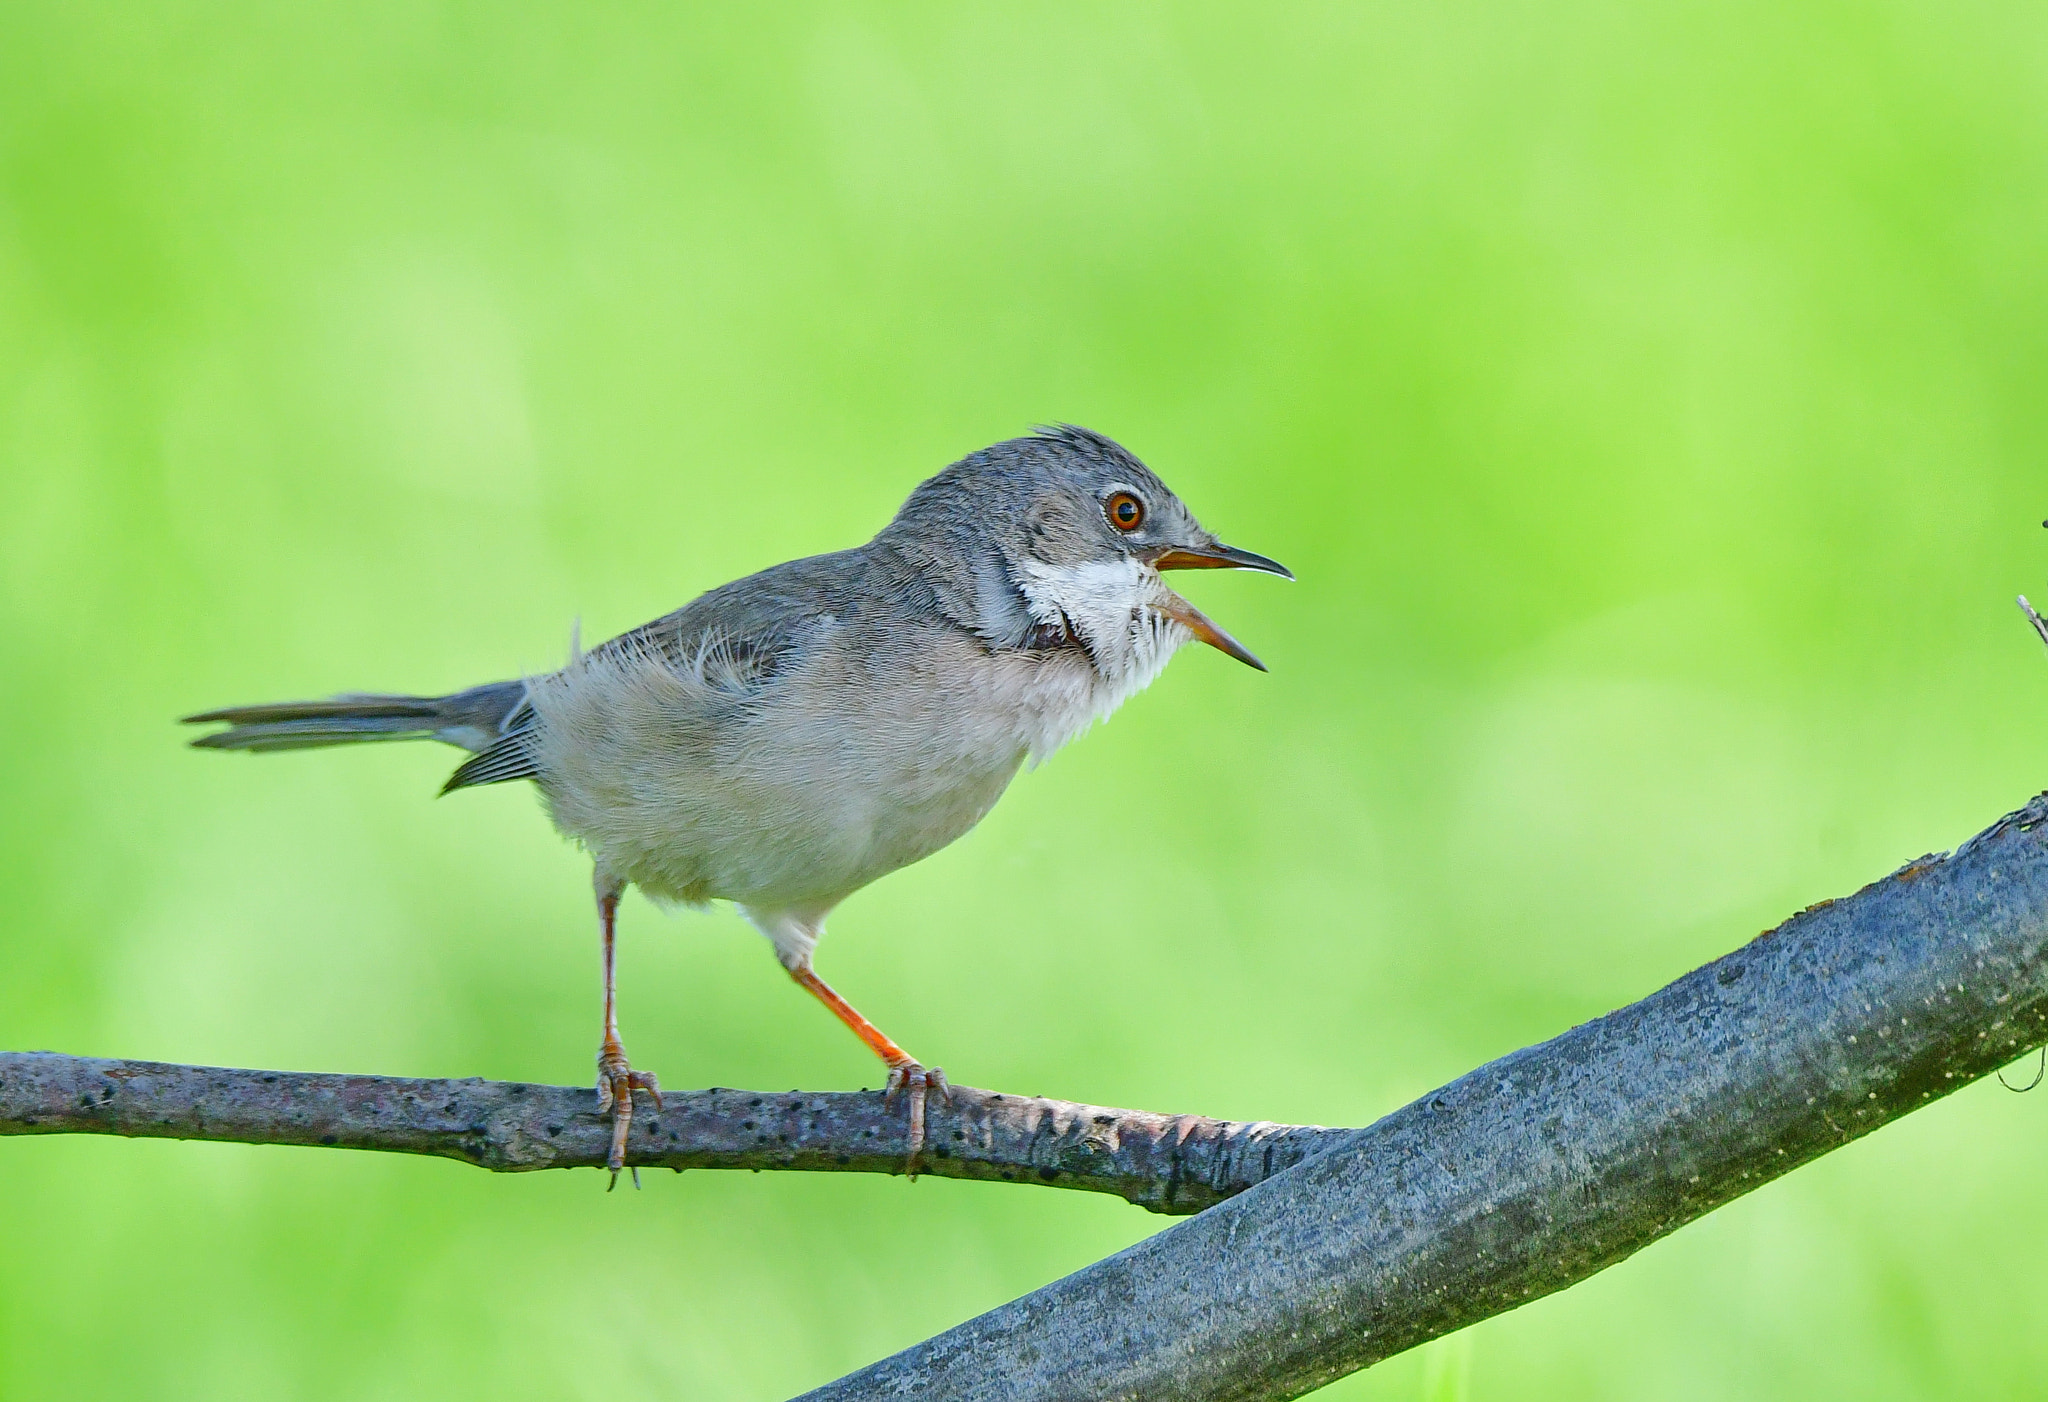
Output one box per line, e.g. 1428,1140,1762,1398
1006,554,1191,756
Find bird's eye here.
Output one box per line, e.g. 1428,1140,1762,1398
1105,492,1145,532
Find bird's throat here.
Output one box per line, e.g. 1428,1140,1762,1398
1009,556,1189,689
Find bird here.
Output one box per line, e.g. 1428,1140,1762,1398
184,426,1290,1185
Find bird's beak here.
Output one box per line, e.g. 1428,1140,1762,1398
1148,541,1294,581
1144,539,1288,670
1153,591,1269,672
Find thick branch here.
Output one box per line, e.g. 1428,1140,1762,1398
13,801,2048,1402
800,792,2048,1402
0,1054,1332,1214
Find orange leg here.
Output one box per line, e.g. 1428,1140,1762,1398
593,874,661,1189
789,963,949,1170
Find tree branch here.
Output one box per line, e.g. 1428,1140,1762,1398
12,799,2048,1402
798,791,2048,1402
0,1053,1334,1213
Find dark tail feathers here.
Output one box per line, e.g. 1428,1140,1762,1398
183,681,529,759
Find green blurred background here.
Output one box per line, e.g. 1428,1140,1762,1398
3,4,2046,1398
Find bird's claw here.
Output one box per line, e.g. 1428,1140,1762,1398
884,1062,951,1176
595,1042,662,1190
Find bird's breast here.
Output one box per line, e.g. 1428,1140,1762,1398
526,626,1159,910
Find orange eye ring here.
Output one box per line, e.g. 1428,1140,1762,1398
1105,491,1146,532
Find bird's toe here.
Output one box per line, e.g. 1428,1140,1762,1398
884,1061,949,1176
594,1041,660,1188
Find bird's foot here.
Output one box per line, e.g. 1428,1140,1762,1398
884,1061,952,1176
595,1039,663,1190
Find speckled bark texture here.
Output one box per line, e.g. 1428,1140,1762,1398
797,793,2048,1402
0,1055,1330,1213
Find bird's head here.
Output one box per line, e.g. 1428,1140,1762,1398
883,426,1291,674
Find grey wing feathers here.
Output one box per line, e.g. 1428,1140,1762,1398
441,583,824,795
436,575,830,795
586,546,879,677
186,548,889,792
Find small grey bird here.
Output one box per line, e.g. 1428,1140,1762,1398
186,427,1289,1182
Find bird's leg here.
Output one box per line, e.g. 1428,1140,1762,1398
593,872,661,1190
787,961,950,1172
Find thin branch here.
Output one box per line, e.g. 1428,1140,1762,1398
798,791,2048,1402
0,1054,1333,1214
14,801,2048,1401
2019,593,2048,651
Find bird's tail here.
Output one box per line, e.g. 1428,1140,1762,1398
182,680,528,756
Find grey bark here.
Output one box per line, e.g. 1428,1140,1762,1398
10,796,2048,1402
0,1054,1330,1213
798,792,2048,1402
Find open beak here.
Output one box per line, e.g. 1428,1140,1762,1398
1154,592,1268,671
1144,540,1290,672
1148,541,1294,580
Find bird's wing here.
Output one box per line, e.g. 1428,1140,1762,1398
443,549,879,794
591,602,800,691
589,548,878,680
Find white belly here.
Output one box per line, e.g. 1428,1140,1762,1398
525,630,1145,911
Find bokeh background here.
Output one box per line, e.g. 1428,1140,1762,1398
4,4,2047,1398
